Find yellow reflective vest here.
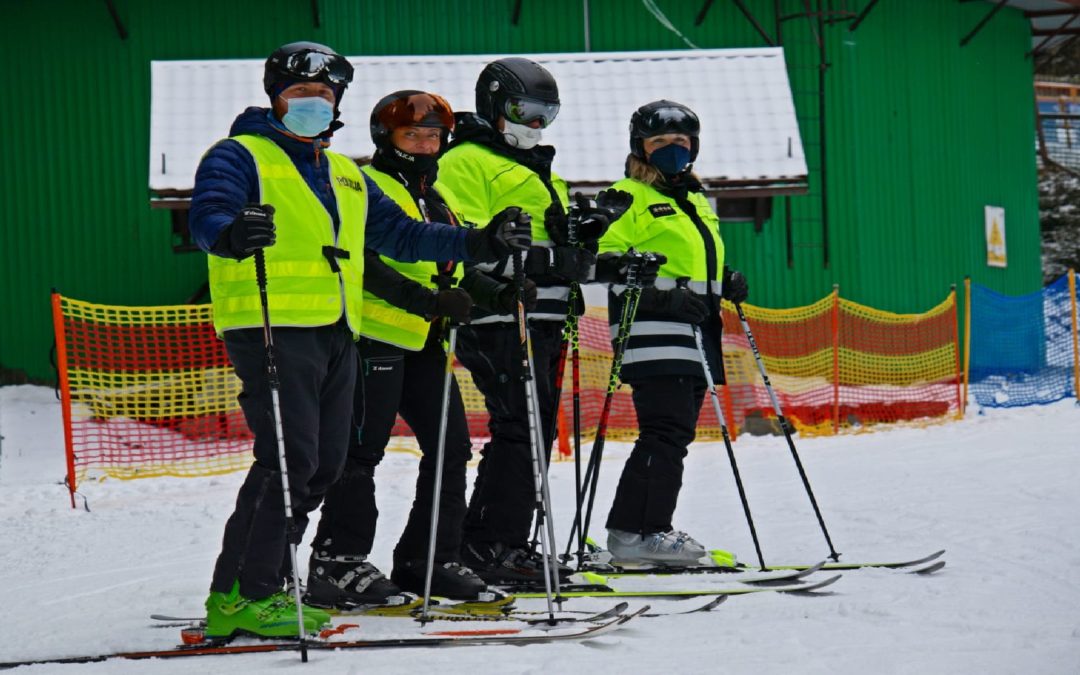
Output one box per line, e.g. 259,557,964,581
598,177,726,380
358,166,464,351
438,141,570,323
207,134,368,337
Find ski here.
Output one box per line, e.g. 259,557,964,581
588,560,827,585
2,608,645,669
911,560,946,575
756,549,946,572
430,597,725,623
511,595,728,619
151,598,628,626
581,550,945,577
512,573,842,599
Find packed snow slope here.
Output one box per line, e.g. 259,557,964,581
1,384,1078,673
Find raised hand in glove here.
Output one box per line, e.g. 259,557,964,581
217,204,276,259
594,251,668,287
493,278,538,314
637,286,709,324
721,265,749,304
466,207,533,262
566,189,634,246
525,246,596,283
429,287,473,324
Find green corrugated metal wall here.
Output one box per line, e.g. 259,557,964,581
2,0,1040,382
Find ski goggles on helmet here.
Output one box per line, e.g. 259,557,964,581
639,105,700,137
504,96,560,128
377,93,455,130
279,49,354,86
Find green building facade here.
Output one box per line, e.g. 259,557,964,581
2,0,1040,382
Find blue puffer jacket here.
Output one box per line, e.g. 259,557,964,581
190,107,471,263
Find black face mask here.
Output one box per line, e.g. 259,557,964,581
391,146,438,174
373,145,438,179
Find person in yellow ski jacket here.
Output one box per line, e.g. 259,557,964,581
596,100,749,568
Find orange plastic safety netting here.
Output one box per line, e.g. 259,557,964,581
52,294,253,489
53,289,960,493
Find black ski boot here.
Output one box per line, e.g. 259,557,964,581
391,560,495,601
461,541,571,586
305,551,414,610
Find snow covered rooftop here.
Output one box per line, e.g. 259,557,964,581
150,48,807,194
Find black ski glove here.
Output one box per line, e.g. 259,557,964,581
216,204,276,259
525,246,595,282
721,266,749,304
637,286,709,324
465,207,533,262
493,278,538,314
594,251,668,287
427,287,474,324
566,189,633,246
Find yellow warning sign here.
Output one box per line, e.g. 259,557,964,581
985,206,1006,268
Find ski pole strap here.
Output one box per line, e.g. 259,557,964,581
430,273,456,291
322,245,352,273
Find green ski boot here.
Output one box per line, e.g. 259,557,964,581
205,581,330,639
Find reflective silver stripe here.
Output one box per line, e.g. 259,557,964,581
609,320,695,339
471,313,514,325
471,312,567,325
527,312,568,321
652,278,722,294
537,286,570,301
623,345,702,364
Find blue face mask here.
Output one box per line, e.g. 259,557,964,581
281,97,334,137
649,143,691,175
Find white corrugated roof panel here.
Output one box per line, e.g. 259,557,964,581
149,48,806,192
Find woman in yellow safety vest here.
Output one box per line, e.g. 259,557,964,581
309,91,532,609
596,100,749,568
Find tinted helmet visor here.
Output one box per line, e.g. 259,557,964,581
377,93,455,130
639,105,700,137
503,96,560,128
282,50,354,86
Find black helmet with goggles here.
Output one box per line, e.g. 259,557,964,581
264,41,354,100
629,100,700,162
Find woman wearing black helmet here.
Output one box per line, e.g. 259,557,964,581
595,100,749,567
307,91,524,608
189,43,531,639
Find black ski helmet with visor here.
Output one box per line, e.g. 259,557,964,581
475,57,561,129
629,100,701,163
370,90,455,152
263,41,354,108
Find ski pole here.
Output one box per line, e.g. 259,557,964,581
532,220,583,556
564,251,649,565
253,247,308,663
683,277,766,571
510,249,560,620
419,317,457,623
530,285,579,555
734,302,840,561
418,266,462,622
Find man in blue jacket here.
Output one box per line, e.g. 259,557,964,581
189,41,530,639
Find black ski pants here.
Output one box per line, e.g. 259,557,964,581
211,321,356,600
455,321,563,548
313,329,473,565
606,375,707,535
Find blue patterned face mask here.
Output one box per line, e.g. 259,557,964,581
649,143,691,175
281,97,334,137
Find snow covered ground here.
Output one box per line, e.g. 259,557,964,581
1,383,1078,673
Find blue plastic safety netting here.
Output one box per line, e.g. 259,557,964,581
969,275,1078,407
